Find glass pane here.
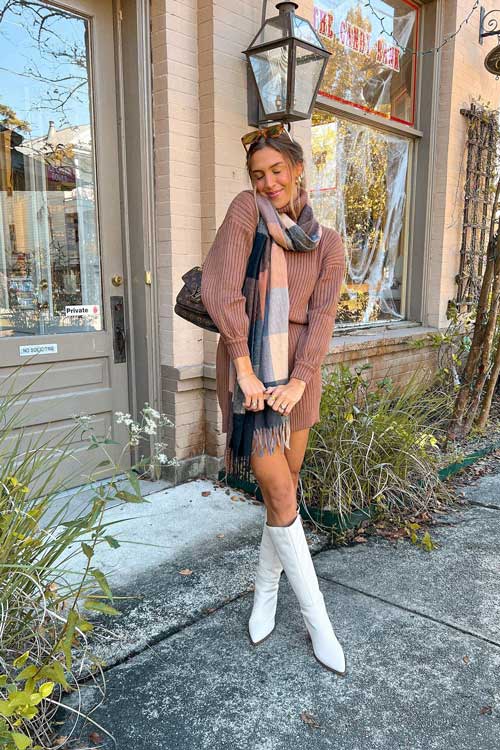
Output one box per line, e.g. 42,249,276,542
0,3,103,337
310,109,410,324
251,17,288,46
312,0,418,126
250,46,289,115
294,45,326,114
292,16,322,46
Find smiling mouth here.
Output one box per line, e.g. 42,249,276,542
267,190,283,198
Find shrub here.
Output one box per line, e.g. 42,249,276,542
0,368,176,749
300,364,455,528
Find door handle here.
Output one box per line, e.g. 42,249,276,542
110,295,126,363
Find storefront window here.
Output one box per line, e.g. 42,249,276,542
313,0,419,126
0,4,102,337
310,109,410,324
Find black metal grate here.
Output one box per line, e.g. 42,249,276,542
456,103,499,310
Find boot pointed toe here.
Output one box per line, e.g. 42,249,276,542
266,511,347,676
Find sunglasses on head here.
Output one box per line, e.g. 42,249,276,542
241,123,294,153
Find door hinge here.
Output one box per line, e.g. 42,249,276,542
145,270,152,285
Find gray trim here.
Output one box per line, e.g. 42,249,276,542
113,0,137,417
136,0,161,415
315,95,424,139
113,0,160,432
418,0,444,323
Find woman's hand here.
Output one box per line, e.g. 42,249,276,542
237,372,268,411
264,378,306,416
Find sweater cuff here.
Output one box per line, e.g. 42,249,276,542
225,337,251,361
290,361,317,385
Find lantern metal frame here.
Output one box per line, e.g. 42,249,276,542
243,1,331,126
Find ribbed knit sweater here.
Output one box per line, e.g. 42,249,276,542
201,189,346,386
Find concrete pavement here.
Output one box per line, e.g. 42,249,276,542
59,473,500,749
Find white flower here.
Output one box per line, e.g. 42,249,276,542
143,405,161,420
144,423,157,435
116,412,134,426
156,453,168,464
73,414,93,424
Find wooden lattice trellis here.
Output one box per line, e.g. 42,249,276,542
456,103,499,311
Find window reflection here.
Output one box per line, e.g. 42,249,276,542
310,109,409,324
0,3,102,337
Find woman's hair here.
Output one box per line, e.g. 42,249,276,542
245,132,306,219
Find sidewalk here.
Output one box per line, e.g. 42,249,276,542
61,471,500,749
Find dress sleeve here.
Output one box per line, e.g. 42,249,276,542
290,229,346,385
200,191,258,361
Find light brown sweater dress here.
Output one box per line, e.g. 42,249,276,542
201,189,346,436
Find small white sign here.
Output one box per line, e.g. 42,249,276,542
20,343,58,356
65,304,100,317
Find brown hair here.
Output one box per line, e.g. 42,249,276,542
245,132,306,220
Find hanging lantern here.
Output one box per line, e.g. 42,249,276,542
243,2,331,125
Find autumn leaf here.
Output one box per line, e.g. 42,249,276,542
300,710,321,729
479,705,492,715
201,491,211,497
89,731,104,744
179,568,193,576
217,533,225,539
463,655,470,664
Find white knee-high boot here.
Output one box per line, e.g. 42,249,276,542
266,508,346,675
248,507,284,645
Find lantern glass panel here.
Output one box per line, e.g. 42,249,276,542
250,46,289,115
292,16,323,46
251,17,287,46
293,45,326,114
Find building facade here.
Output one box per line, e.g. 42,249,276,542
0,0,498,487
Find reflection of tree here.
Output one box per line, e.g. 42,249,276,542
0,102,30,133
321,4,381,109
311,110,408,324
0,1,88,126
319,1,414,118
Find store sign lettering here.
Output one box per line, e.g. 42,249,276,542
375,38,400,71
339,20,370,56
313,6,401,72
313,7,334,39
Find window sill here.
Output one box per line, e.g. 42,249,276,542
328,322,439,356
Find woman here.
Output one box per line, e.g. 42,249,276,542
201,124,346,676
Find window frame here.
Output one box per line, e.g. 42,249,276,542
306,0,431,332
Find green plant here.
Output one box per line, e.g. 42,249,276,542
0,367,177,749
300,364,455,529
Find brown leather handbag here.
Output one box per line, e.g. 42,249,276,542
174,266,220,333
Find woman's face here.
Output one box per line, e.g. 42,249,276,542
249,146,303,210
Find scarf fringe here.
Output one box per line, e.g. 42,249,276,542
224,419,291,485
252,420,291,458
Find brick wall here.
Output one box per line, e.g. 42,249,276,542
150,0,497,479
424,0,500,329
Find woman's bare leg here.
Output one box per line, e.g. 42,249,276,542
250,428,310,526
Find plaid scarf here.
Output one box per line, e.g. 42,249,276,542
225,188,322,482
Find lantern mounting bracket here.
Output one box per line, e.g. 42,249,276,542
479,6,500,44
